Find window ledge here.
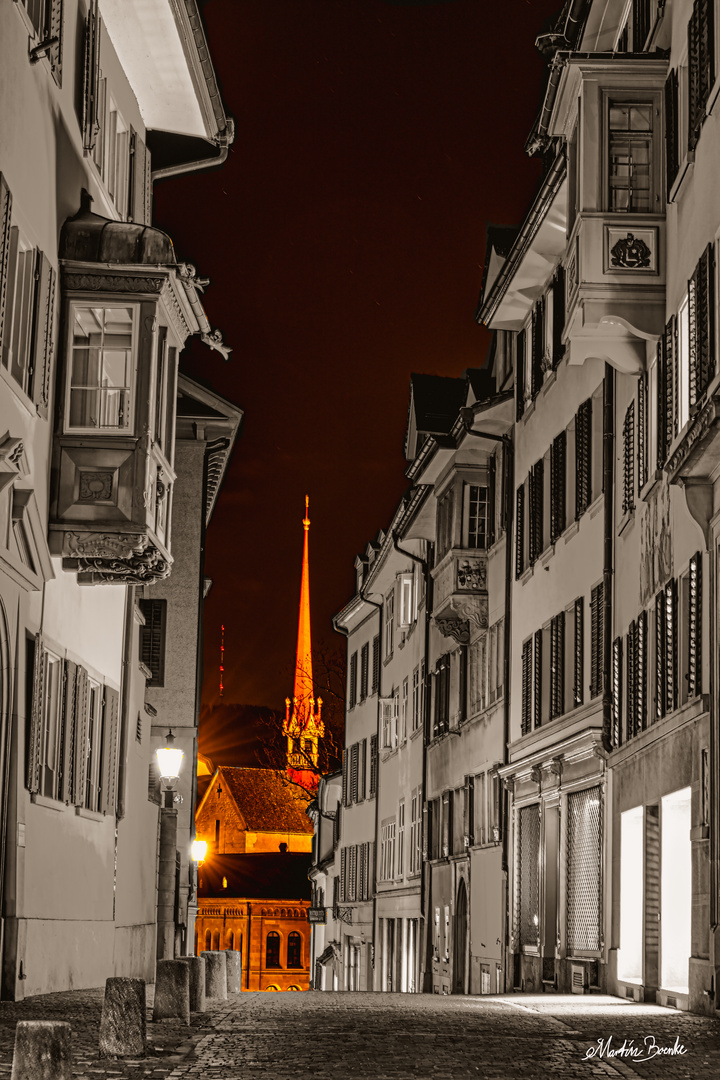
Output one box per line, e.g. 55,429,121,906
668,154,695,204
30,793,66,812
618,508,635,535
520,398,536,425
519,564,533,587
690,824,709,841
563,518,581,544
383,653,393,667
542,369,557,397
381,747,398,762
0,366,37,419
589,493,604,520
139,661,153,681
410,726,423,742
76,806,105,822
539,544,555,570
708,75,720,117
639,469,663,502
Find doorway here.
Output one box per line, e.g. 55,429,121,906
661,788,691,994
454,879,467,994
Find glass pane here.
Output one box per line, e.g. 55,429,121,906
68,306,135,430
71,347,100,386
101,349,131,387
630,105,652,131
69,388,98,428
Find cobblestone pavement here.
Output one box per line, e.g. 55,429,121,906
1,987,719,1079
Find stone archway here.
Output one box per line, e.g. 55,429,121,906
454,878,468,994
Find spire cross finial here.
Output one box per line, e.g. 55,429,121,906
303,494,310,531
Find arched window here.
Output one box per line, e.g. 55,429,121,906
212,930,220,951
227,930,234,949
266,931,281,968
204,929,212,950
287,932,302,968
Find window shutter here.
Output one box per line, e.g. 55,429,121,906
550,613,564,720
360,737,367,800
665,578,678,714
26,634,44,794
633,0,650,51
138,599,166,686
622,401,635,515
360,642,369,700
100,686,119,814
638,373,648,492
612,636,622,747
61,658,77,803
369,734,378,797
371,635,380,694
689,243,716,406
516,329,526,421
529,459,544,564
625,621,636,744
690,0,714,151
0,173,13,353
350,742,359,803
573,597,584,708
82,0,101,152
688,552,702,699
575,398,592,517
590,584,603,698
637,609,647,732
515,484,525,579
30,251,55,417
129,129,150,225
550,431,566,543
422,802,430,860
349,652,357,708
342,748,349,807
358,842,366,901
463,775,474,847
521,639,532,735
148,758,161,804
665,69,679,193
487,453,496,547
73,666,90,806
47,0,64,86
340,847,347,903
533,629,543,729
531,299,544,399
552,265,565,367
655,590,665,720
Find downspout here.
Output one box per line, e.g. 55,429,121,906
116,585,135,821
459,416,514,985
391,531,432,993
602,365,615,753
358,591,383,991
151,120,235,184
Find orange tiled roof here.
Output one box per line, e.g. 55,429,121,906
218,767,314,834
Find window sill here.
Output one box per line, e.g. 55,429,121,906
139,661,153,681
30,793,66,812
0,365,37,419
520,398,536,425
639,469,663,502
668,154,695,204
410,725,423,742
541,368,557,396
381,747,398,762
589,493,604,520
539,544,555,570
563,518,580,544
76,805,105,822
618,508,635,535
383,653,393,667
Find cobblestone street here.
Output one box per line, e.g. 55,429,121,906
1,988,719,1080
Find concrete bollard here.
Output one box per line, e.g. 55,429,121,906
11,1021,72,1080
200,950,228,1000
179,955,206,1013
153,960,190,1024
99,977,147,1057
225,950,242,994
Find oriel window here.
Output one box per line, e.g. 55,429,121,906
608,102,653,213
466,484,488,549
66,304,136,433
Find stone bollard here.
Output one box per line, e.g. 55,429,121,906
11,1021,72,1080
200,950,228,1000
179,955,206,1013
153,960,190,1024
225,950,242,994
99,977,147,1057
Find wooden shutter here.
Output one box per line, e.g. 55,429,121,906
689,243,715,406
529,459,543,565
349,652,357,708
26,634,44,794
340,847,347,902
665,69,679,193
665,579,677,714
360,737,367,800
689,0,714,151
138,599,166,686
550,613,564,720
82,0,101,152
129,129,150,224
487,453,496,547
622,401,635,515
463,775,474,847
552,265,565,367
61,658,77,803
372,635,380,693
575,398,592,517
550,431,566,543
655,590,665,720
358,842,366,901
533,629,543,729
612,637,622,747
515,484,525,579
342,748,349,807
369,733,378,796
521,639,532,735
688,552,702,699
633,0,650,51
573,597,584,708
590,584,603,699
47,0,64,86
531,298,544,399
638,373,648,492
100,686,119,813
0,174,12,353
626,621,636,743
422,801,430,860
637,609,647,731
73,666,90,806
30,251,55,417
360,642,369,700
350,742,359,803
516,328,526,421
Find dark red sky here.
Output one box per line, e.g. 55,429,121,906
153,0,561,712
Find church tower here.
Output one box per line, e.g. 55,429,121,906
283,496,324,791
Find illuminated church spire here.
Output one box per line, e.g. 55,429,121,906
283,496,324,791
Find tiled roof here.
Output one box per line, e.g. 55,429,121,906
218,767,314,834
198,853,312,900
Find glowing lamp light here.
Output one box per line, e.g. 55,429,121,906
191,840,208,863
156,729,184,781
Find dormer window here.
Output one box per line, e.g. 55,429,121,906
66,304,136,433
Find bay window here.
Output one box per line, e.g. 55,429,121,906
66,304,136,433
608,102,654,213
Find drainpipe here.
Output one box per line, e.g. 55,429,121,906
602,365,615,753
151,120,235,184
358,591,383,992
459,414,514,986
116,586,136,821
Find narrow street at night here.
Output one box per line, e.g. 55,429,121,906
1,989,719,1080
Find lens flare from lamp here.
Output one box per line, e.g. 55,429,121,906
191,840,208,863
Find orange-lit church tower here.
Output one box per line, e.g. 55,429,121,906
283,496,324,791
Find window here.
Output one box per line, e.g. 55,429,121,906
608,102,653,212
384,591,394,657
516,328,527,421
518,804,540,949
348,651,357,709
515,484,525,578
573,597,584,709
371,634,380,694
531,297,545,399
528,459,544,565
38,650,64,801
688,243,716,408
350,742,359,803
266,932,281,968
397,800,405,878
19,0,63,82
658,315,677,467
551,265,565,368
398,573,414,628
360,642,369,701
638,373,648,492
550,613,565,721
687,552,702,700
419,659,426,733
624,610,648,742
655,579,678,719
138,599,166,687
466,484,489,549
380,819,396,881
622,401,635,516
433,654,450,738
106,98,130,216
550,431,566,543
468,620,504,716
567,787,602,953
436,488,455,560
688,0,714,153
369,734,378,797
533,629,543,729
463,775,474,848
84,681,104,812
411,666,420,732
442,789,454,857
521,639,532,736
410,788,421,874
590,584,604,699
612,637,623,747
65,304,136,433
401,678,408,741
575,398,592,517
474,772,486,845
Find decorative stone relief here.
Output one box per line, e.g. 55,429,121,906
435,617,470,645
61,531,171,585
606,227,657,272
456,558,487,591
78,471,113,502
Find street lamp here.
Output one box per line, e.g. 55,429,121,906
156,729,184,961
156,729,184,784
191,840,207,864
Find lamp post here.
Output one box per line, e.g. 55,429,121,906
156,730,184,961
